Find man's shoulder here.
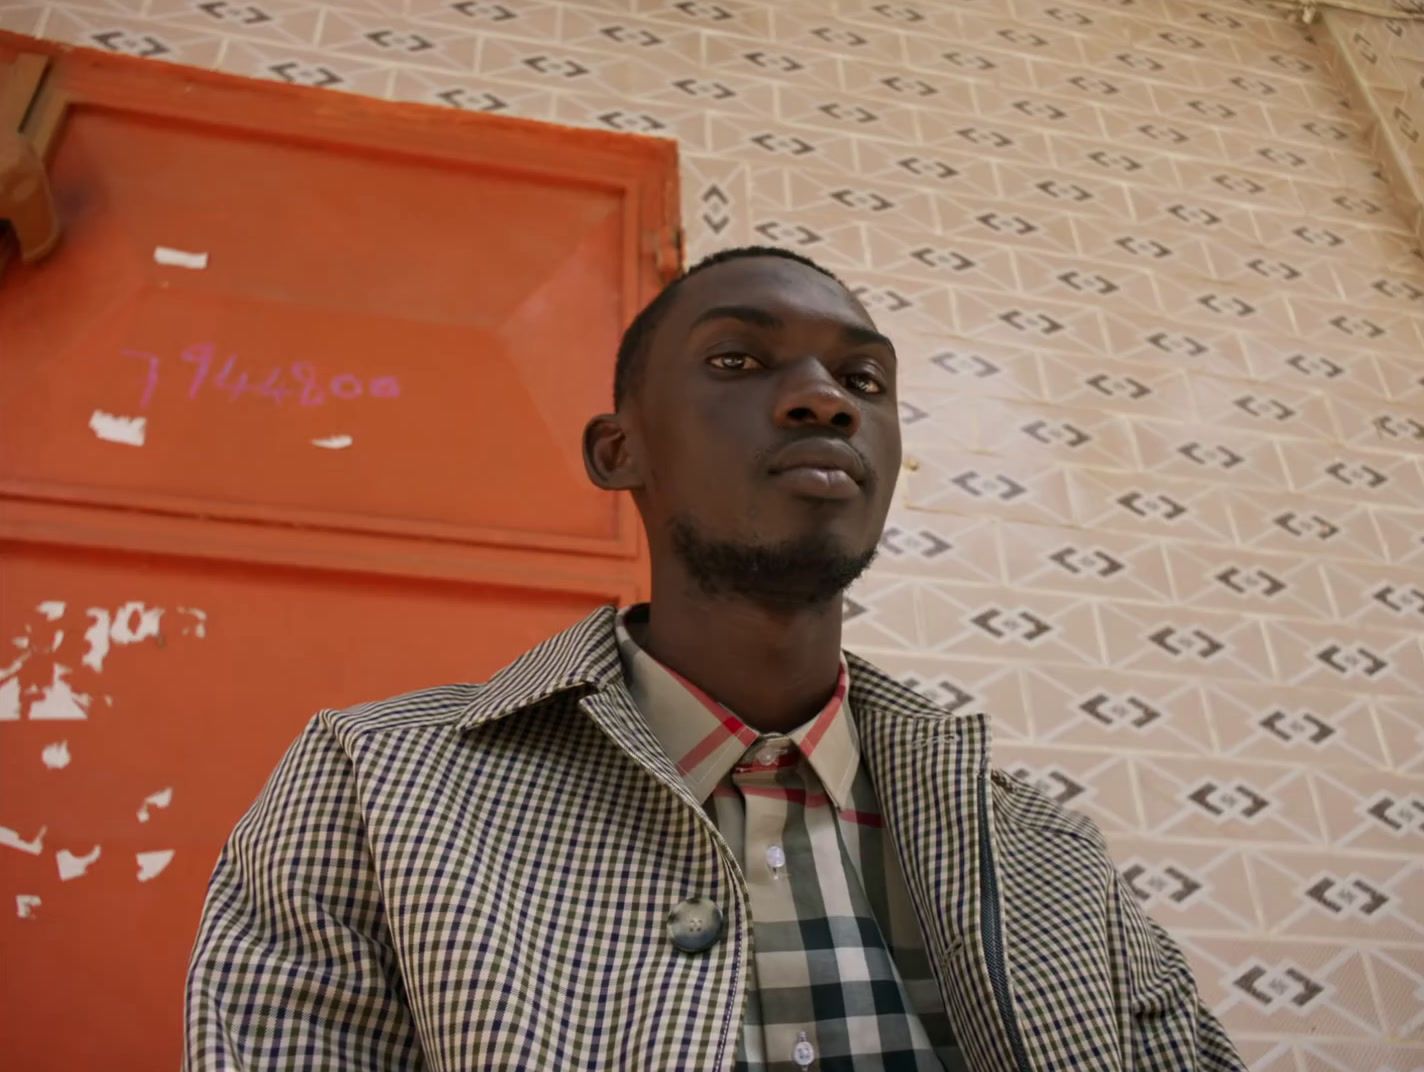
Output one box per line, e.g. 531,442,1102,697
321,604,622,743
988,766,1109,851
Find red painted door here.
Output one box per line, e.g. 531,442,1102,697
0,34,675,1070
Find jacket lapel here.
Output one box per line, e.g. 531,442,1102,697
850,656,1026,1072
578,683,718,823
435,607,749,1071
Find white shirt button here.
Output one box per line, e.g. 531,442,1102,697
792,1031,815,1069
754,738,789,765
765,844,786,876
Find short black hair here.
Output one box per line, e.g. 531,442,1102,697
612,245,844,409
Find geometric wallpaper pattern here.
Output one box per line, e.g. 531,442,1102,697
6,0,1422,1066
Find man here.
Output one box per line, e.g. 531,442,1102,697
185,247,1245,1071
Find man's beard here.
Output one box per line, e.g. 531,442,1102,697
668,517,878,608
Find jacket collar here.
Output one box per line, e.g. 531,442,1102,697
455,604,964,734
453,605,624,731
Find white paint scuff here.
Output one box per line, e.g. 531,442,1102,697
0,825,46,855
136,850,175,882
111,603,162,645
81,609,111,672
311,434,353,450
56,845,101,881
27,663,91,720
15,895,41,919
81,603,169,672
41,741,70,769
89,410,147,447
2,601,206,718
0,676,19,721
137,787,173,823
154,246,208,270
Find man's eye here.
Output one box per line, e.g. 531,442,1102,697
708,353,756,370
845,372,885,395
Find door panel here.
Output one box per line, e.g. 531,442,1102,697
0,31,677,1070
1,59,660,554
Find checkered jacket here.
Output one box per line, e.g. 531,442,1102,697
185,605,1246,1071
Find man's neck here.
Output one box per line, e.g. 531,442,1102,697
632,583,845,735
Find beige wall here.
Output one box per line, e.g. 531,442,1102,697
11,0,1423,1065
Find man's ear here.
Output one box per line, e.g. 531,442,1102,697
582,412,642,491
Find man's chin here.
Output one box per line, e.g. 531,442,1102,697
668,517,878,607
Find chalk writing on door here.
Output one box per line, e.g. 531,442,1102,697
121,343,402,409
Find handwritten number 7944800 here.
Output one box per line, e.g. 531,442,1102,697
120,344,402,409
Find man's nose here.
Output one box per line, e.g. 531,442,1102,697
773,359,860,435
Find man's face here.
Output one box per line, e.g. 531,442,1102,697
621,256,902,606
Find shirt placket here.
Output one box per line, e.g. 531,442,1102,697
733,735,824,1072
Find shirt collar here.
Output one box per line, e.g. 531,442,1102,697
614,603,861,808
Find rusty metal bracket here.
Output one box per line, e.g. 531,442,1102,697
1,52,66,271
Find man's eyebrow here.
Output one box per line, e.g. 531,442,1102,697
842,324,897,357
689,305,897,357
688,304,783,331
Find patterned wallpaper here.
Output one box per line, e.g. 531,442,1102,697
1321,5,1424,248
7,0,1423,1066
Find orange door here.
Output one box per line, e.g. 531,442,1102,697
0,34,676,1070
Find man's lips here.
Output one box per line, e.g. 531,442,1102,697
771,466,860,499
766,438,867,484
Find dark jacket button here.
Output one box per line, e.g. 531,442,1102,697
666,897,724,953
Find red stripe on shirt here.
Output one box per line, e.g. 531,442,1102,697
837,808,885,827
659,660,758,746
677,724,740,775
797,663,849,758
739,785,832,809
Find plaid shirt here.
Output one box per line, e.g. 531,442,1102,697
615,605,957,1070
186,605,1246,1071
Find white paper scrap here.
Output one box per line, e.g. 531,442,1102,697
154,246,208,270
311,435,353,450
89,410,147,447
41,741,70,769
15,895,41,919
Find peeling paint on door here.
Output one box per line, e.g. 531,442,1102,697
135,850,174,882
136,787,172,823
55,845,101,881
0,825,46,855
0,601,206,718
27,664,92,720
